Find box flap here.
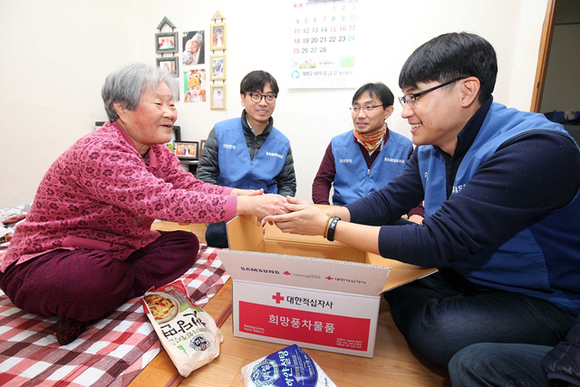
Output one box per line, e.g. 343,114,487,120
366,254,438,293
227,215,265,252
218,249,390,296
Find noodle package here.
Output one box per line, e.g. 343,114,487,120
142,279,223,377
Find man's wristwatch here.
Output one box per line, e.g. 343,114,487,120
326,216,341,242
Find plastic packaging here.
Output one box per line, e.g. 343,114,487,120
240,344,336,386
142,279,223,377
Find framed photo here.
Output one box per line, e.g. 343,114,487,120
95,121,106,131
210,84,226,110
183,69,207,103
156,56,179,76
175,141,199,160
210,54,226,81
200,139,206,156
210,23,226,50
165,127,180,153
182,30,205,66
172,126,181,142
155,32,178,54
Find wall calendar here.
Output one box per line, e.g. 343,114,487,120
289,0,358,89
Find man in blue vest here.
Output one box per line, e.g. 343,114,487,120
265,32,580,383
312,82,424,223
197,70,296,247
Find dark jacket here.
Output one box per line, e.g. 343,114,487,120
196,110,296,197
542,311,580,386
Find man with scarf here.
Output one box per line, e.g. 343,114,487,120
312,82,424,223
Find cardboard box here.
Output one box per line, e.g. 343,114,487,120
218,215,437,358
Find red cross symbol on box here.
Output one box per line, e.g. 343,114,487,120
272,292,284,304
325,276,333,281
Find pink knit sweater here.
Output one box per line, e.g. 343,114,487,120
2,121,236,272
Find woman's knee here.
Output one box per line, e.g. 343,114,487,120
1,250,135,320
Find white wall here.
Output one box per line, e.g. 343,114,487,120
0,0,549,209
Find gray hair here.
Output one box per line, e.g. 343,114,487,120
101,63,179,121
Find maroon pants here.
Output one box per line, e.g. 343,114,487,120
0,231,199,322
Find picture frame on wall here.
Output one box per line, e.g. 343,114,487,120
155,32,178,54
210,54,226,81
210,23,226,50
174,141,199,160
200,139,206,156
156,57,179,76
210,84,226,110
182,30,205,66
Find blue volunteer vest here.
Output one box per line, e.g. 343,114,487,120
418,102,580,313
332,130,413,206
215,118,289,194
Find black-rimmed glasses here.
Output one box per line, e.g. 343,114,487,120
349,104,384,113
398,77,467,108
246,92,277,104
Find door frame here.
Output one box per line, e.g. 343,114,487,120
531,0,557,112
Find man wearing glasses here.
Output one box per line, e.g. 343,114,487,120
311,82,424,223
197,70,296,247
265,32,580,384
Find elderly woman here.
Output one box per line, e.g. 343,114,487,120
0,63,286,345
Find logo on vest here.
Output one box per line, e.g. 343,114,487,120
266,152,284,159
223,144,236,150
384,157,405,164
452,184,466,194
339,159,353,163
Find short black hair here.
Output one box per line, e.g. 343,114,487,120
399,32,497,103
240,70,279,95
352,82,394,107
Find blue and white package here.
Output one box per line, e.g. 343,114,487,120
240,344,336,387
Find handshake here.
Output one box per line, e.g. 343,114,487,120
233,189,336,238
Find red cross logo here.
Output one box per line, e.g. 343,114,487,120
272,292,284,304
325,276,333,281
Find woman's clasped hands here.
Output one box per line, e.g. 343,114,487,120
264,196,329,236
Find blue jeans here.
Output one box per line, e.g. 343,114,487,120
384,269,575,367
448,342,555,386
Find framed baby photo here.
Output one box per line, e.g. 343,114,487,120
155,31,178,54
175,141,199,160
210,54,226,81
210,84,226,110
182,30,205,66
210,23,226,50
156,56,179,76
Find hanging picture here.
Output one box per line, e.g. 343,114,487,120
210,23,226,50
182,30,205,65
210,54,226,81
155,32,178,54
183,69,207,103
156,57,179,76
210,84,226,110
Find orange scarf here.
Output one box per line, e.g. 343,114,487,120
353,124,387,152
